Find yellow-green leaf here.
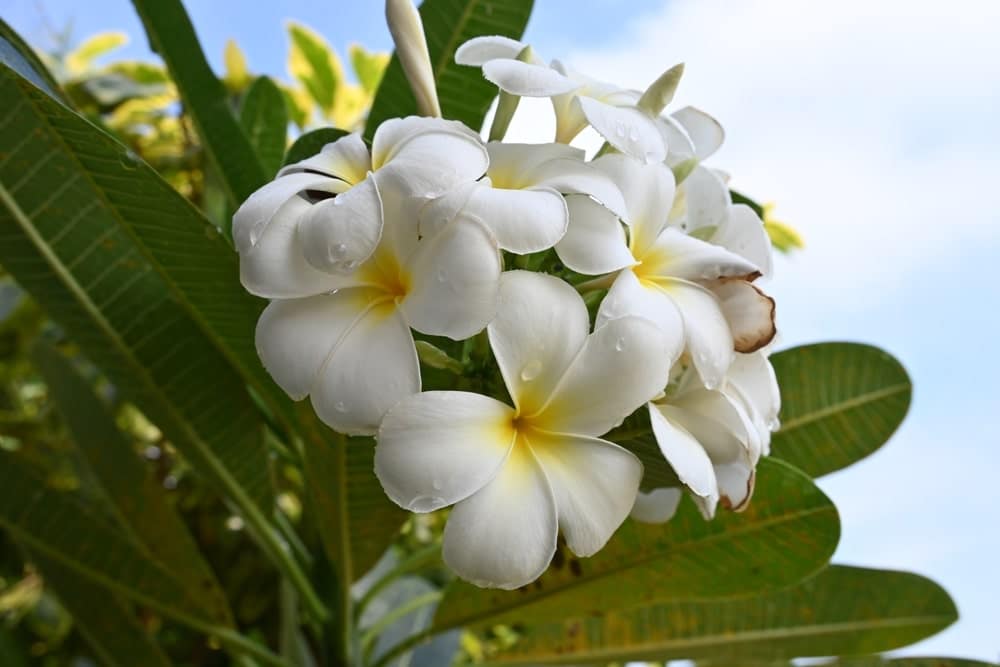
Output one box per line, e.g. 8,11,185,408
350,44,390,95
287,21,344,114
66,32,128,74
223,38,251,92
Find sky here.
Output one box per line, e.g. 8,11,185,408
6,0,999,662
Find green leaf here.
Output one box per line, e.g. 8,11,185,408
240,76,289,178
66,32,129,73
130,0,267,207
0,18,66,103
432,458,839,632
283,127,349,166
822,659,996,667
223,39,252,92
30,341,232,625
0,63,274,525
366,0,534,137
0,453,226,626
770,343,912,477
607,407,680,490
28,551,173,667
484,566,957,664
730,189,765,217
765,219,805,252
350,44,390,95
287,21,344,113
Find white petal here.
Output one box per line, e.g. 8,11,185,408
298,175,383,274
712,204,774,279
443,443,557,589
535,316,673,437
666,389,753,463
528,431,642,557
577,96,666,163
527,158,628,219
640,227,761,282
454,36,525,66
671,106,725,161
239,195,356,299
726,351,781,436
255,289,381,400
554,195,634,275
372,117,488,195
486,142,583,187
714,460,756,512
648,402,717,498
233,173,340,255
656,116,696,168
416,180,478,241
596,270,685,363
278,132,371,184
311,301,420,435
592,154,675,257
487,271,590,416
630,487,683,524
460,185,567,254
482,59,578,97
400,216,501,339
375,391,515,512
661,279,734,389
711,281,777,354
678,165,729,232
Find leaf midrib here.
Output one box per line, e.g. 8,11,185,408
778,383,910,433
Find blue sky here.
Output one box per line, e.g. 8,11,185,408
6,0,1000,662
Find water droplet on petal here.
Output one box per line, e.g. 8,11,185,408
628,126,639,142
768,417,782,431
334,401,347,413
436,269,448,283
615,122,626,138
248,219,267,248
614,336,626,352
520,359,543,382
703,377,720,391
408,495,445,512
332,242,348,258
432,479,442,491
332,195,345,206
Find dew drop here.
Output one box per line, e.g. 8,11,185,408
332,195,346,206
703,377,720,391
628,126,639,142
408,495,445,512
248,219,267,248
520,359,543,382
118,149,140,171
615,122,626,138
614,336,626,352
334,401,347,413
431,479,443,491
436,268,448,283
337,259,359,272
331,242,348,258
768,417,782,431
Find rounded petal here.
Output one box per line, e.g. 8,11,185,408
715,460,756,512
656,115,696,169
443,443,557,589
529,431,642,557
630,487,683,524
554,195,634,275
640,227,761,282
536,316,673,436
488,271,590,416
233,173,340,255
298,175,383,274
577,96,666,163
279,132,371,184
486,142,583,188
648,402,717,498
461,185,567,254
482,59,578,97
527,158,627,219
255,288,383,400
375,391,516,512
666,389,753,463
372,117,488,195
712,204,774,279
596,270,685,363
661,279,734,389
239,195,358,299
677,165,729,232
400,216,501,339
711,281,777,354
311,301,420,435
455,35,525,66
593,154,675,257
726,351,781,436
671,106,724,161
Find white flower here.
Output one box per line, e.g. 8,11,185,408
253,177,501,436
556,154,776,388
233,117,487,295
633,350,780,522
385,0,441,117
454,36,665,163
420,142,626,254
374,271,673,589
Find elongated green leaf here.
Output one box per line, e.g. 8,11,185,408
0,18,66,103
771,343,911,477
130,0,267,206
433,458,839,632
302,413,407,583
29,551,173,667
287,21,343,112
240,76,289,179
30,341,232,625
283,127,349,167
824,658,995,667
0,64,273,520
366,0,534,137
485,566,957,664
0,453,226,626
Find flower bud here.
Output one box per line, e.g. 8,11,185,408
385,0,441,117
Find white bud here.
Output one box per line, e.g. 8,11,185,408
385,0,441,117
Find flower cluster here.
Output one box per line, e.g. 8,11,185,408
234,19,779,590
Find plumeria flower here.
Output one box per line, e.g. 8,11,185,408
657,106,725,178
632,350,780,522
557,154,776,388
253,176,501,436
232,116,487,295
420,142,626,254
454,36,665,163
374,271,673,589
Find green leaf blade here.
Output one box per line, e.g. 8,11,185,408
240,75,290,178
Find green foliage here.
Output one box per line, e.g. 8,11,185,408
240,75,290,179
283,127,350,167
